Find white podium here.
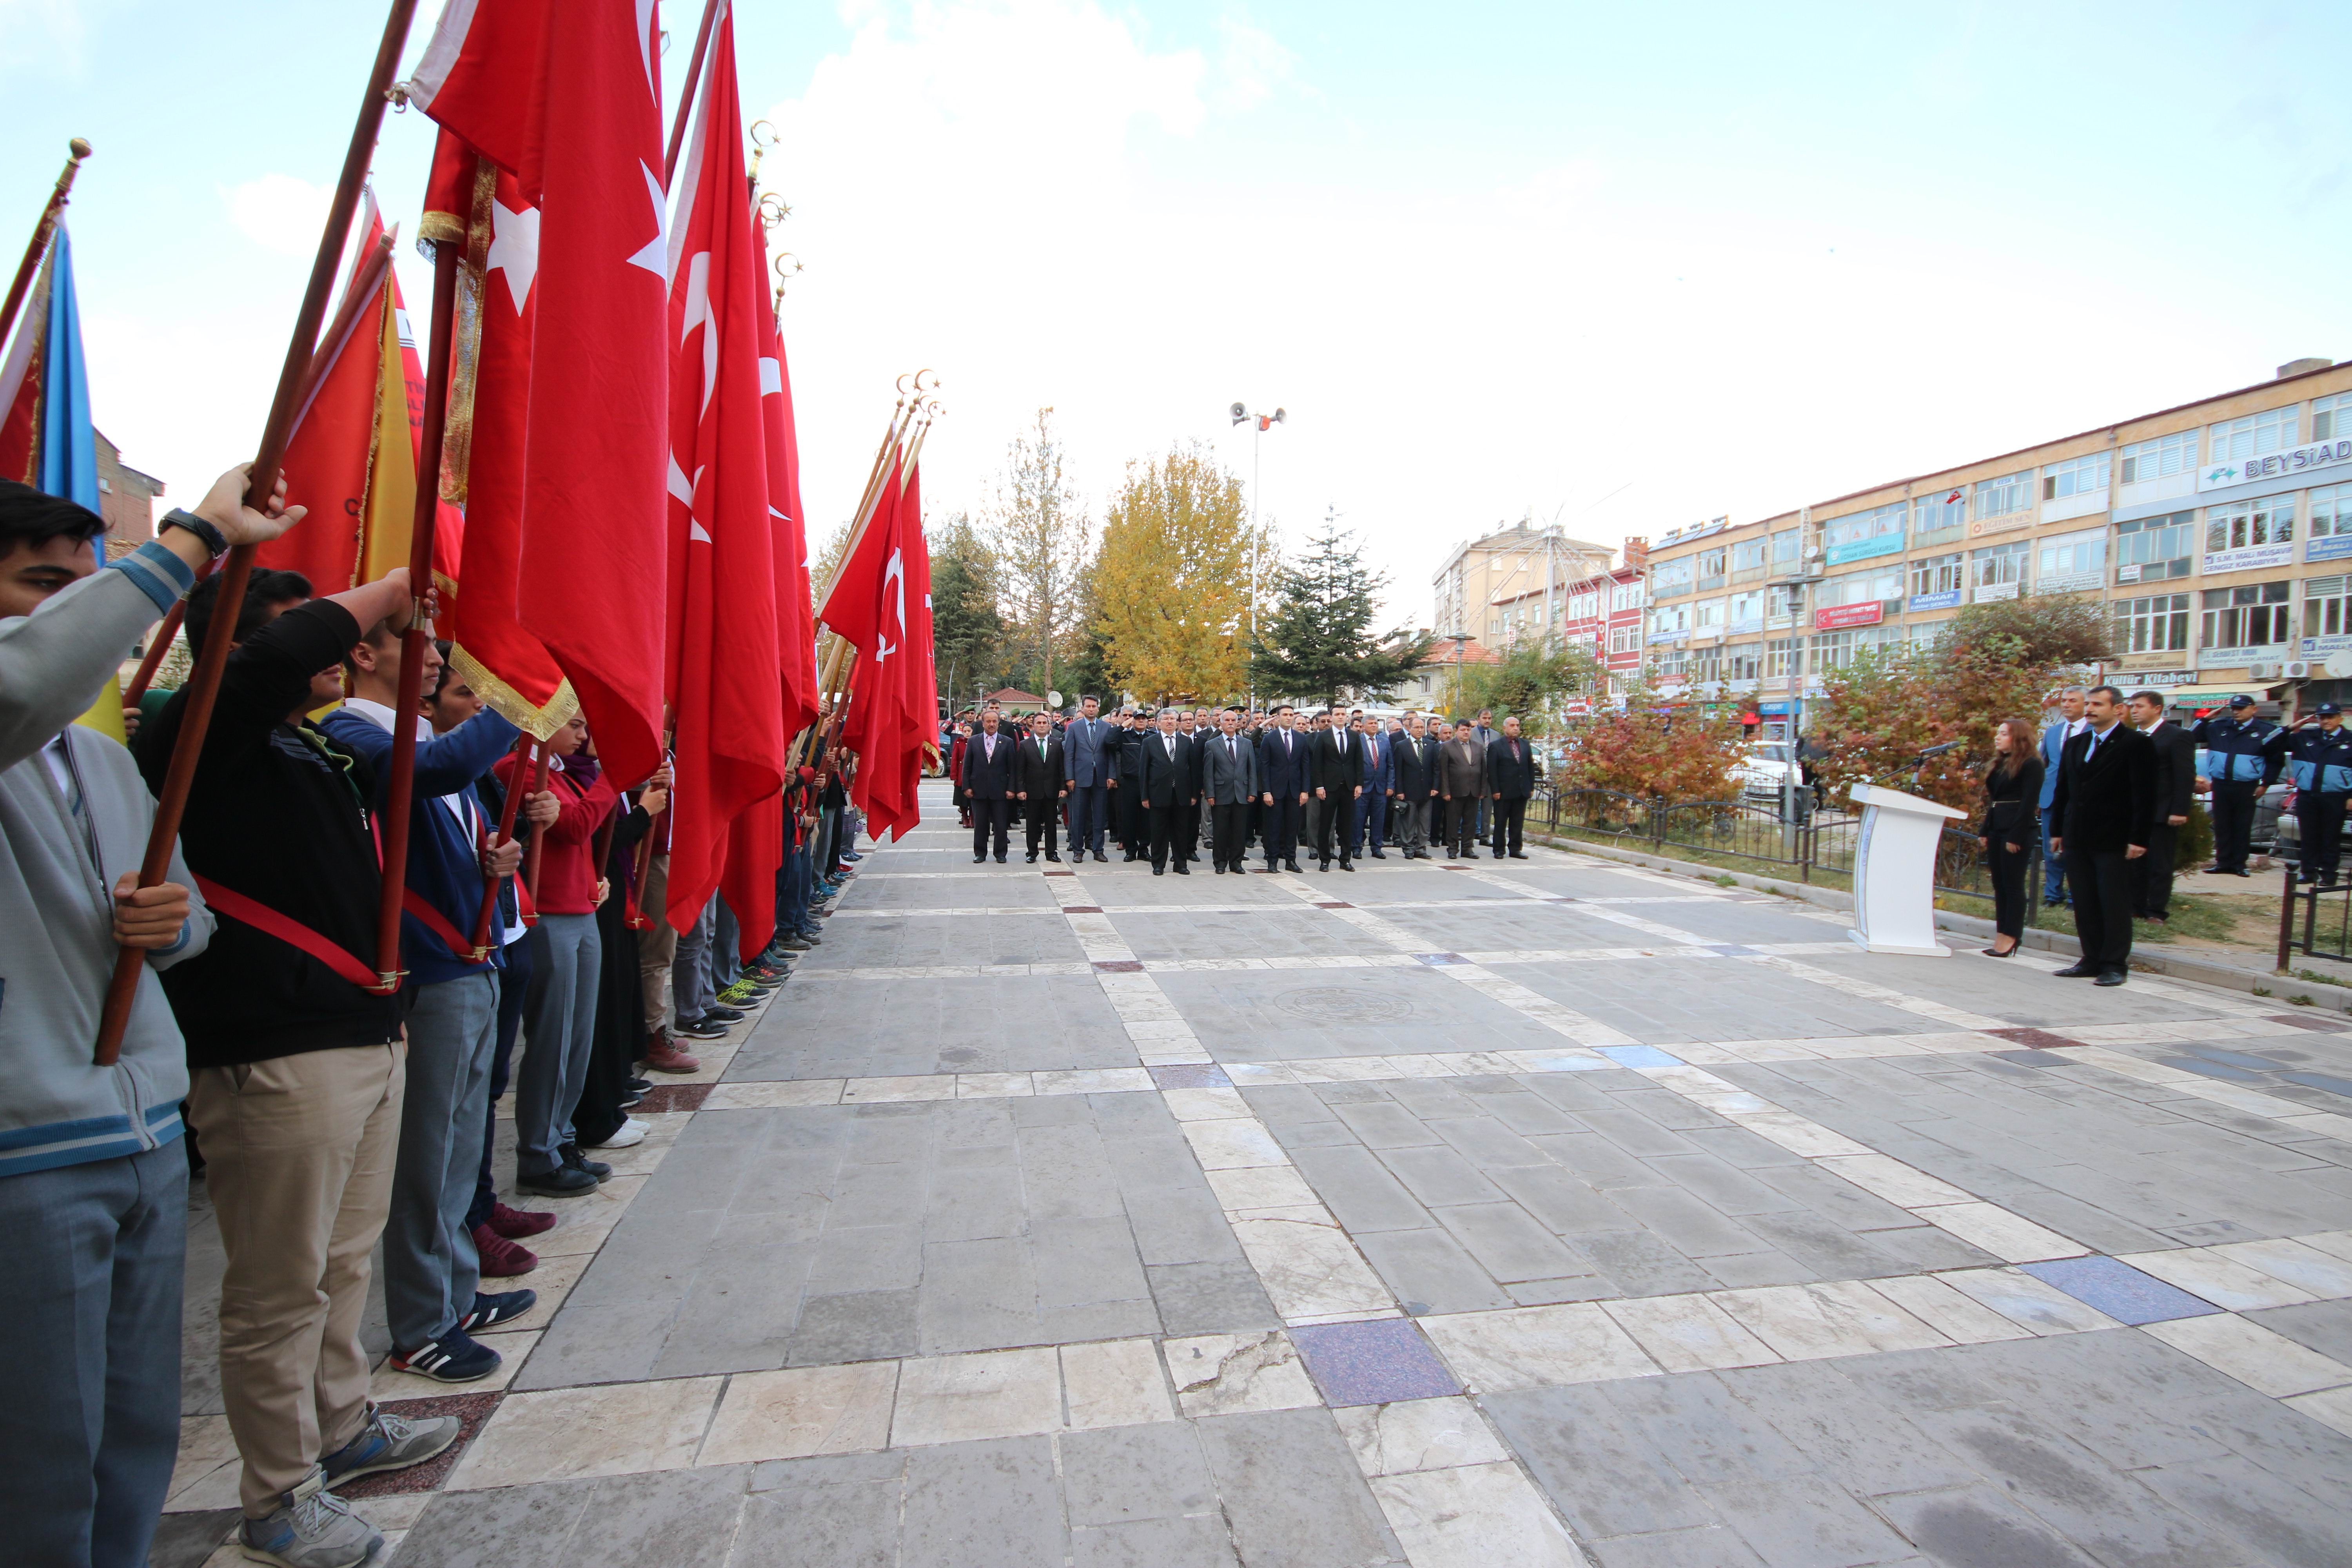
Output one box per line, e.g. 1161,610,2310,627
1846,784,1967,956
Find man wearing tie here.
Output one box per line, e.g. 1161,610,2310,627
964,710,1018,863
1356,715,1393,860
1469,708,1499,845
2048,685,2158,985
1308,708,1366,871
1258,705,1309,874
1390,715,1439,859
1140,709,1198,876
1061,695,1114,863
1202,710,1260,873
1015,711,1065,863
2037,688,2087,906
1485,715,1540,858
1438,718,1488,859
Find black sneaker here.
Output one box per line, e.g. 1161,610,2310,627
461,1288,539,1332
626,1075,652,1093
517,1164,599,1198
673,1015,729,1040
701,1004,745,1024
388,1330,501,1384
561,1144,613,1181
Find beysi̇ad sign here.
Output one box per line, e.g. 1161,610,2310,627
2201,438,2352,492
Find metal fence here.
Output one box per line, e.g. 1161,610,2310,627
2276,865,2352,969
1532,787,2018,906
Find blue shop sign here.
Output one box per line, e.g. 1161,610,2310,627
1757,700,1793,715
2309,534,2352,564
1824,534,1903,567
1908,589,1962,612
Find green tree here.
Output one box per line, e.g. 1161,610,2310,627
1250,526,1435,708
1092,446,1265,703
1447,637,1601,733
928,511,1004,705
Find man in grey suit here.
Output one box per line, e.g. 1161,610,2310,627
1438,718,1488,859
1201,710,1261,873
1061,694,1114,863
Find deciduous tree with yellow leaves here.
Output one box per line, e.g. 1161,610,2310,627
1092,446,1266,703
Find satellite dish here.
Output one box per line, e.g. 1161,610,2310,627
1047,689,1063,708
2326,652,2352,680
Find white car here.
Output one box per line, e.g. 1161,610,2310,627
1735,740,1802,804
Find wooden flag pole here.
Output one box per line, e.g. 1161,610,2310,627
662,0,725,187
626,724,675,932
122,232,394,710
0,138,87,356
469,734,535,958
367,236,463,990
520,744,554,919
94,0,419,1066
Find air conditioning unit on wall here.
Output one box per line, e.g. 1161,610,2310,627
2286,661,2316,679
2247,661,2285,679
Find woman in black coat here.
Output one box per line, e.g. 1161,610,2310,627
1981,718,2044,956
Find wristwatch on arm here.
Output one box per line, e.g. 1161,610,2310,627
160,508,229,560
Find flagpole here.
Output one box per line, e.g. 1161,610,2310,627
520,744,554,917
0,138,88,358
662,0,725,186
468,734,534,957
95,0,419,1066
367,235,463,990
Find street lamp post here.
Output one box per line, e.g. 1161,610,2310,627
1230,401,1285,702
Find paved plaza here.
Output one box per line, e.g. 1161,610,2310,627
157,781,2352,1566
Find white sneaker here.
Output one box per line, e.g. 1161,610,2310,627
586,1118,648,1149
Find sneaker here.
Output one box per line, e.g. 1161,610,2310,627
321,1403,464,1484
239,1472,380,1568
619,1089,645,1110
560,1145,612,1181
461,1287,539,1332
473,1224,539,1278
717,981,760,1006
842,850,864,861
489,1201,558,1239
586,1117,649,1149
644,1037,702,1074
779,935,814,952
515,1164,598,1198
387,1328,502,1385
673,1015,729,1040
702,1004,746,1024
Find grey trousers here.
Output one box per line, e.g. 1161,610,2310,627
673,896,717,1021
517,915,601,1177
384,971,499,1348
0,1142,185,1568
1397,799,1431,851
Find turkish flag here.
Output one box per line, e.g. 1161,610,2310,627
258,256,379,591
662,2,784,943
411,0,669,782
826,450,933,842
753,218,819,742
421,134,573,732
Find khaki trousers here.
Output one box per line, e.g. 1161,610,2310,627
638,850,678,1032
189,1043,404,1515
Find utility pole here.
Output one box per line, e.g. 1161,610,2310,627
1230,401,1286,703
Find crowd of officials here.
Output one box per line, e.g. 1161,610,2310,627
1,475,865,1568
941,697,1547,874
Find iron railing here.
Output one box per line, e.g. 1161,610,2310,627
2276,864,2352,969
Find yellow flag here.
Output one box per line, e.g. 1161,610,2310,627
359,292,416,585
74,670,128,744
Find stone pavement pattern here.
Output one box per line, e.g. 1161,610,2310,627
157,780,2352,1565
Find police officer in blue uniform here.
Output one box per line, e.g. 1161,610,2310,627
2194,694,2287,876
2288,703,2352,886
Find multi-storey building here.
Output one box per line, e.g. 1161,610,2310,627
1488,537,1650,701
1637,356,2352,735
1432,522,1612,642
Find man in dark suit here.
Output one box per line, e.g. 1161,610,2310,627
1180,709,1211,866
1307,709,1365,870
1202,709,1260,873
1485,715,1541,858
1015,711,1065,863
1061,695,1114,862
1258,705,1308,873
1437,718,1488,859
963,711,1018,862
1112,709,1149,858
2127,690,2193,917
1390,715,1440,858
1139,709,1198,875
2048,685,2158,985
1356,717,1393,859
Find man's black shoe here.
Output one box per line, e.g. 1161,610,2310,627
973,853,986,863
1370,848,1387,859
1173,864,1189,875
1339,859,1354,871
1286,860,1303,873
2094,969,2127,986
1026,851,1038,862
561,1144,612,1180
1046,852,1062,862
517,1165,597,1198
1152,866,1165,876
2051,962,2098,978
2230,869,2252,878
1508,851,1529,859
995,853,1007,863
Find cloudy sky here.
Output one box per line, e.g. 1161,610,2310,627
6,0,2349,626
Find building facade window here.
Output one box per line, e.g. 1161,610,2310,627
1691,597,1727,632
1728,588,1765,629
2114,510,2196,583
2205,495,2296,554
1731,536,1767,576
2303,575,2352,643
1608,626,1640,655
2115,592,2192,655
1912,488,1967,540
2314,392,2352,443
1696,547,1729,592
2120,429,2200,484
1910,552,1964,599
1568,589,1600,620
2035,527,2107,592
2307,485,2352,548
1819,564,1901,608
2043,453,2112,500
1823,501,1906,564
1770,528,1801,571
1971,539,2031,597
1972,470,2035,521
2200,581,2292,653
1651,557,1694,597
1765,637,1800,680
2208,405,2301,465
1610,580,1644,611
1908,620,1951,651
1811,630,1854,672
1653,646,1689,679
1724,643,1762,682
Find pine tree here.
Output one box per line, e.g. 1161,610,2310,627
928,512,1005,706
1249,526,1435,708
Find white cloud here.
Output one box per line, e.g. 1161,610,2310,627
223,173,334,258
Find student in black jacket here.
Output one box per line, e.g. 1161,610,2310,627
2047,685,2158,985
1978,718,2044,956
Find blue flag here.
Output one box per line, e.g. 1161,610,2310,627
36,223,98,512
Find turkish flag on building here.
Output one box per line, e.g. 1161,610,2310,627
410,0,669,782
662,0,784,942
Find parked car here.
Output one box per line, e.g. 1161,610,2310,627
2261,781,2297,862
1735,740,1802,806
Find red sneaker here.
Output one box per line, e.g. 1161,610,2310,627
472,1223,539,1278
490,1201,558,1239
643,1034,702,1074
